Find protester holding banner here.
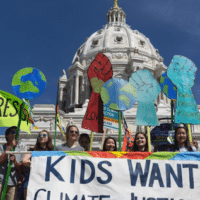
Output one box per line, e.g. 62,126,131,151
168,125,196,152
56,125,84,151
131,132,148,152
0,126,22,200
102,137,117,151
22,130,53,200
79,133,90,151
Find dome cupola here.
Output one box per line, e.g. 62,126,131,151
107,0,126,24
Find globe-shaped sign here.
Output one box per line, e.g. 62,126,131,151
160,72,177,99
101,78,137,111
12,68,47,99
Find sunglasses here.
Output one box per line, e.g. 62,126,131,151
10,130,16,134
38,133,48,138
69,130,78,134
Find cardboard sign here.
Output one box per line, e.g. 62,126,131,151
27,151,200,200
101,78,137,111
150,123,179,146
129,70,161,126
103,106,119,130
12,67,46,99
82,53,113,133
160,71,177,99
167,55,200,124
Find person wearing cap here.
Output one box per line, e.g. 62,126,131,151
0,126,22,200
168,125,196,152
56,125,84,151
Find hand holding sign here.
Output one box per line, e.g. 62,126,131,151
167,55,200,124
82,53,113,133
129,69,161,126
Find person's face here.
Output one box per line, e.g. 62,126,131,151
105,139,115,151
38,131,49,144
176,128,187,145
135,133,146,148
66,126,79,141
79,137,90,151
7,129,16,143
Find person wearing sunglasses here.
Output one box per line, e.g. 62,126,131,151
0,126,23,200
22,130,53,200
56,125,84,151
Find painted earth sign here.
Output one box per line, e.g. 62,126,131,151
12,67,46,99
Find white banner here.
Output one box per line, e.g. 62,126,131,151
27,154,200,200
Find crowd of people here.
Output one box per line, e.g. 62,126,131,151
0,124,199,199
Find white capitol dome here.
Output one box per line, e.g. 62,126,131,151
60,2,167,112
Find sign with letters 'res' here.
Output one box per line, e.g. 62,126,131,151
103,106,119,130
0,90,31,133
27,151,200,200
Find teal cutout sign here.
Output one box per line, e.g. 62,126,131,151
101,78,137,111
160,72,177,99
167,55,200,124
12,68,47,99
129,69,161,126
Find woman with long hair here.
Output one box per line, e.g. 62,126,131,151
168,125,196,152
103,137,117,151
132,132,148,152
22,130,53,200
56,125,84,151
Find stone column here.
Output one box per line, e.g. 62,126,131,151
85,77,90,99
59,86,63,102
109,15,111,23
70,82,73,105
75,74,79,104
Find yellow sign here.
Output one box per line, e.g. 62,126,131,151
0,90,31,133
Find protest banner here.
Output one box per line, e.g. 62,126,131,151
27,151,200,200
0,90,31,133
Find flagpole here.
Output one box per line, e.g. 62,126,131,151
1,102,25,200
118,110,122,151
147,126,151,152
54,82,59,150
89,131,94,151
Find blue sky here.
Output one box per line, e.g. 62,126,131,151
0,0,200,106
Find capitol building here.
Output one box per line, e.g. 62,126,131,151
12,1,200,150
